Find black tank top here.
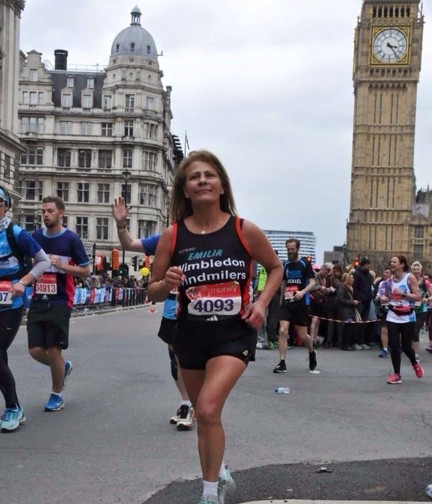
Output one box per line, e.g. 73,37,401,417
170,216,253,322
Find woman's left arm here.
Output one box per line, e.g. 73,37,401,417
241,220,283,329
408,274,421,302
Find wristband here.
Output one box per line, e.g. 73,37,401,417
18,280,26,287
117,226,127,231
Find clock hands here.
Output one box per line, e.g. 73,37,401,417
386,41,399,58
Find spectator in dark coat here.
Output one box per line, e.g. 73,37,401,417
353,257,373,347
337,272,361,351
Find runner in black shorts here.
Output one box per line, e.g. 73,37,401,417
27,196,91,413
274,238,317,373
148,150,282,504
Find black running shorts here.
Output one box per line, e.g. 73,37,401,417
279,303,311,327
174,316,257,370
157,317,176,345
27,301,72,350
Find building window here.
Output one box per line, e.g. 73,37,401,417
21,147,44,165
98,150,112,169
144,122,157,139
123,148,133,168
57,181,69,201
67,76,75,87
146,96,154,110
414,226,424,239
103,95,112,111
138,219,155,238
30,69,38,81
101,122,113,136
143,151,157,171
77,182,90,203
80,122,93,135
413,244,423,258
24,180,43,201
60,121,73,135
3,155,11,179
147,45,151,54
87,76,95,89
23,214,38,232
125,94,135,111
78,149,92,168
130,42,135,52
76,217,89,240
97,184,110,203
22,91,43,106
82,94,93,109
139,184,157,206
21,117,45,134
58,148,72,167
61,93,73,108
96,217,109,240
124,120,134,137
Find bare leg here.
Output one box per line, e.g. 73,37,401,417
278,320,290,360
381,324,388,349
29,346,65,394
181,356,246,482
310,316,320,343
297,325,313,352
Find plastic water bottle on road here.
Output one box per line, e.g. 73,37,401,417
274,387,290,394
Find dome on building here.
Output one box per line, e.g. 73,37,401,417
111,6,158,61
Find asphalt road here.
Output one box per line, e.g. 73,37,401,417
1,306,432,504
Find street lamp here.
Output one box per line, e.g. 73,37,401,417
120,170,131,276
121,170,131,207
342,242,347,269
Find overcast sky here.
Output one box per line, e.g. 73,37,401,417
20,0,432,261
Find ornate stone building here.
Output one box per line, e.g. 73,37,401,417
17,7,182,268
0,0,25,208
346,0,432,272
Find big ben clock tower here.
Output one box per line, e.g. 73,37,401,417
346,0,424,268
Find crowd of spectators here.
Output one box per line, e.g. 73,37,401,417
257,258,432,355
74,273,148,290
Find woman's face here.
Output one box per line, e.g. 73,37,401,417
390,256,402,274
346,274,354,286
411,264,422,277
183,161,223,205
0,197,8,218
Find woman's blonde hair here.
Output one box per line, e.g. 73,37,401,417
170,150,238,222
342,272,353,284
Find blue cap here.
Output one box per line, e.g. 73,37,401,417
0,187,10,208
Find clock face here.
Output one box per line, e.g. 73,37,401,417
373,28,408,63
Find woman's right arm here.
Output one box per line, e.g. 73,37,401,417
148,227,184,302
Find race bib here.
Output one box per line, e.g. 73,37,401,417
35,273,57,295
186,281,241,318
0,280,13,305
284,285,298,302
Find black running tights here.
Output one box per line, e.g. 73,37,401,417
0,307,24,409
387,321,416,375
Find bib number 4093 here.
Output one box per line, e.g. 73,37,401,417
193,298,234,314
